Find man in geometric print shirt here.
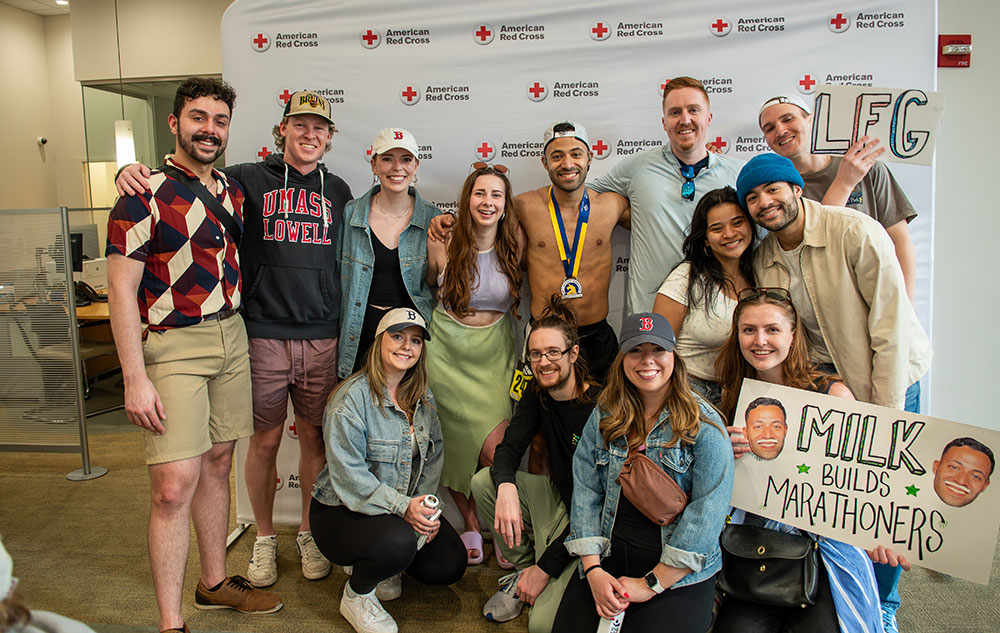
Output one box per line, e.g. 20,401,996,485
106,77,281,633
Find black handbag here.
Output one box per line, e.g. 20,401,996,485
717,523,820,608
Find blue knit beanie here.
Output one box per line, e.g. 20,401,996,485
735,153,804,208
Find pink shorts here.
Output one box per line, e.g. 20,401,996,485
249,337,338,430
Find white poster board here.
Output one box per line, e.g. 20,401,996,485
810,83,945,166
731,379,1000,584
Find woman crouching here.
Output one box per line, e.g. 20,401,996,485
552,313,734,632
310,309,465,633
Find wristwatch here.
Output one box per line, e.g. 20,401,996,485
644,570,665,594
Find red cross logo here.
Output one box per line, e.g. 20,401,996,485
828,12,851,33
277,89,292,106
475,141,495,161
590,21,610,41
592,139,610,160
363,144,374,163
399,85,420,105
275,475,283,491
286,419,299,439
709,136,730,154
710,18,731,37
360,28,381,49
250,32,270,53
527,81,547,102
474,24,494,45
798,74,817,94
659,78,670,97
258,146,272,160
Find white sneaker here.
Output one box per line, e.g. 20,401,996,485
247,535,278,588
483,570,524,622
296,531,331,580
375,574,402,601
340,582,398,633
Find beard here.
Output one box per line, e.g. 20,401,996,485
178,132,225,165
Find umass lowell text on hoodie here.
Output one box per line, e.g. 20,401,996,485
226,153,352,340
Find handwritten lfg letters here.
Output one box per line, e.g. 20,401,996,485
731,379,999,584
809,84,945,167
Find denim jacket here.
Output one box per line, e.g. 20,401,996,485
337,185,442,377
566,398,734,588
312,374,443,516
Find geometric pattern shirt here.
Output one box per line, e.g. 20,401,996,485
106,156,244,330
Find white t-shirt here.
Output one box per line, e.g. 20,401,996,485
657,262,738,381
776,242,833,363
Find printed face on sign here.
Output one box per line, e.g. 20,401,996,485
542,137,591,193
661,87,712,155
744,399,788,460
933,441,994,507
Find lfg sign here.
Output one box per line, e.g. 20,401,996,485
811,84,944,166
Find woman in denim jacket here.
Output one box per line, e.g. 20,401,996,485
337,128,443,378
310,309,466,633
553,313,734,633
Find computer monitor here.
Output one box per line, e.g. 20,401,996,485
69,232,84,273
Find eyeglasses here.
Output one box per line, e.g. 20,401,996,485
680,165,695,201
527,348,571,362
737,287,792,303
472,161,509,175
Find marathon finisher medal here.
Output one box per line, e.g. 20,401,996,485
547,186,589,300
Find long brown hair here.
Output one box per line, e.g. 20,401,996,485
529,294,596,401
440,167,521,320
597,350,717,451
715,295,837,421
332,329,431,420
0,589,30,631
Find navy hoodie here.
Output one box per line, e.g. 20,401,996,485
225,154,352,340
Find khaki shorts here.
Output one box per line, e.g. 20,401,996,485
249,337,338,430
142,314,253,465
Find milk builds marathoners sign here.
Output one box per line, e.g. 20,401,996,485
222,0,937,527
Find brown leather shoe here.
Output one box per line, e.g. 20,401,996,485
194,575,283,614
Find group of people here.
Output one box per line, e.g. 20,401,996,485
100,73,930,633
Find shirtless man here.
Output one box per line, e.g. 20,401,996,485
435,120,628,381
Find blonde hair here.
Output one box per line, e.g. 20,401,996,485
597,350,719,451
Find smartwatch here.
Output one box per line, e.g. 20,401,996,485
644,570,665,594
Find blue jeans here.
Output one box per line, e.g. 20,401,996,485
904,380,921,414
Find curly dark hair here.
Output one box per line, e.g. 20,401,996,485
172,77,237,118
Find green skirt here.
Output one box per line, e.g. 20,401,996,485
427,305,515,495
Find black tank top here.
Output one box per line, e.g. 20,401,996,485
367,234,416,309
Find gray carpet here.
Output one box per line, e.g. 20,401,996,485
2,400,998,632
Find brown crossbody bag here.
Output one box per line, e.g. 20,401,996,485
618,449,689,526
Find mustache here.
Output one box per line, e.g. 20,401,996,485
191,133,221,145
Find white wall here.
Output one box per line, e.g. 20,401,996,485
931,1,999,428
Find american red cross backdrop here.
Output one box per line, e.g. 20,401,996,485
222,0,937,526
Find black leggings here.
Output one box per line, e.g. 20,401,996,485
309,498,466,594
713,565,839,633
552,539,717,633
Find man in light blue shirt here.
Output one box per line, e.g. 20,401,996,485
590,76,744,313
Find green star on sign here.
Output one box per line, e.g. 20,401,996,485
796,464,810,474
905,485,920,497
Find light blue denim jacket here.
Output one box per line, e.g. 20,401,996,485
566,398,735,588
337,185,442,377
312,374,443,516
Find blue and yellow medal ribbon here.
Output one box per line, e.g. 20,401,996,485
547,186,590,279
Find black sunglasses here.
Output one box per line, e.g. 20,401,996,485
737,287,792,303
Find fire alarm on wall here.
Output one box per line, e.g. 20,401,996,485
938,34,971,68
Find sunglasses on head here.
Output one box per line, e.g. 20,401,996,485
471,161,509,175
680,165,695,201
737,287,792,303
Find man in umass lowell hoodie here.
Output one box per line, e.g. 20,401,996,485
116,90,352,588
